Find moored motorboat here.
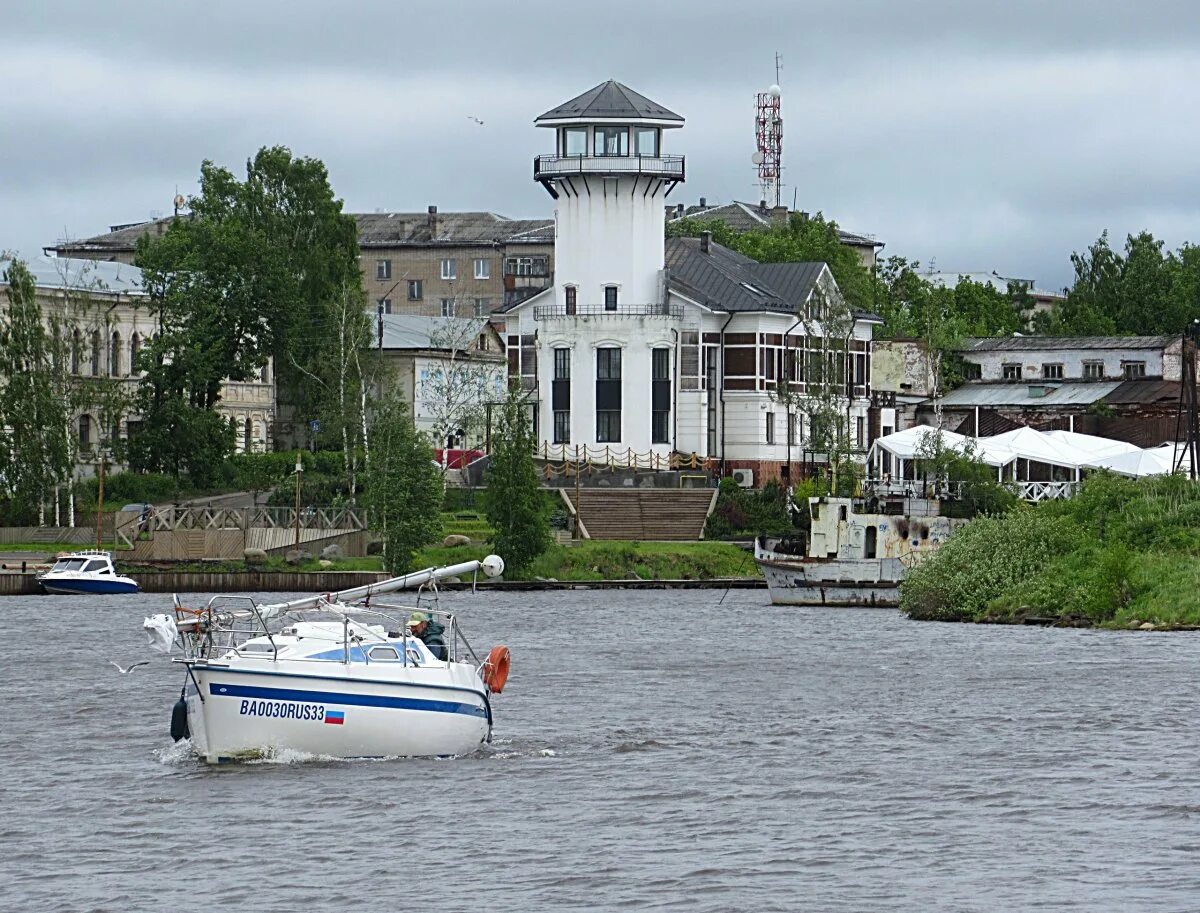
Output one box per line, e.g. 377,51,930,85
143,556,511,763
39,550,139,595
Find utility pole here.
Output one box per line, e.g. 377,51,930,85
293,453,304,550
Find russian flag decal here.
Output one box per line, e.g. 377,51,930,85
325,709,345,725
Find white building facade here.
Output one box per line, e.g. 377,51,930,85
502,81,889,484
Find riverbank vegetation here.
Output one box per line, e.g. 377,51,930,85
901,474,1200,628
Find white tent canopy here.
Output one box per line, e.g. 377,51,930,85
1086,448,1177,478
869,424,1015,468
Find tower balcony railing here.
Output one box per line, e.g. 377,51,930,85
533,154,686,181
533,302,684,320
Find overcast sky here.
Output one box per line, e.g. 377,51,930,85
2,0,1196,290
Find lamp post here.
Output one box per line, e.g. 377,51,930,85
293,454,304,551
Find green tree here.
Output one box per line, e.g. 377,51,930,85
0,258,73,524
361,396,443,573
481,388,550,575
133,146,367,485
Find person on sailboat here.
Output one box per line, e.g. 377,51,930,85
407,612,447,660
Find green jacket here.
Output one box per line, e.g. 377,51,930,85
418,619,447,661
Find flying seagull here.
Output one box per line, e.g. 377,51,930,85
110,660,150,674
467,116,484,126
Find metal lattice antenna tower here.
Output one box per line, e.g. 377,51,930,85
754,56,783,209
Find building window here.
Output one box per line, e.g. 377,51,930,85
787,412,798,445
408,280,423,301
604,286,618,312
1082,360,1104,380
90,329,101,376
1042,363,1064,380
505,256,549,278
378,298,392,315
562,127,588,156
1122,360,1146,379
129,333,140,373
963,362,982,380
652,348,670,444
553,347,571,444
553,411,570,444
565,286,577,315
594,126,629,156
71,329,81,374
474,258,490,280
109,331,122,377
635,127,660,156
765,411,776,445
856,416,865,448
473,298,490,317
78,414,91,448
1002,363,1022,381
440,258,457,280
596,347,622,443
376,260,391,280
440,299,456,317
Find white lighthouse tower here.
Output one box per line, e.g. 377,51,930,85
533,80,685,315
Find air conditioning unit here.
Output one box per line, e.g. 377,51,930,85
732,468,754,488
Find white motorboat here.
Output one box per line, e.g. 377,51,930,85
144,556,511,763
39,549,139,595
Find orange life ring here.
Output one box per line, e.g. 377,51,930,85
482,645,511,693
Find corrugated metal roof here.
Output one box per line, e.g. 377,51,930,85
1104,379,1181,404
963,335,1177,352
936,381,1122,408
55,212,555,253
379,315,498,352
536,80,682,123
2,255,145,295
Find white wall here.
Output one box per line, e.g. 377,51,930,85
965,343,1177,382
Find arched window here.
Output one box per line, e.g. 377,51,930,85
243,418,251,453
90,329,101,376
110,331,122,377
129,333,140,374
78,414,92,449
71,329,81,374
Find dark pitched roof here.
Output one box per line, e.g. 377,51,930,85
664,236,823,314
536,80,683,123
962,335,1178,353
52,212,555,254
1104,379,1181,405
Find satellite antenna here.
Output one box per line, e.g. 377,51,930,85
173,192,185,216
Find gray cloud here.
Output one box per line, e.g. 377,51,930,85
3,1,1198,290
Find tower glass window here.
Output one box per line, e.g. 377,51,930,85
594,126,629,156
604,286,618,312
635,128,659,156
563,128,588,156
651,348,670,444
553,347,571,444
596,347,622,443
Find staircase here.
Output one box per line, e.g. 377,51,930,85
565,488,717,541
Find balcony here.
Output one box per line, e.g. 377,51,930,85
533,153,686,182
533,302,683,320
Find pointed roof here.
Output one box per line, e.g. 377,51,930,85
536,80,683,125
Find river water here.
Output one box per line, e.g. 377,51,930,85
2,588,1199,912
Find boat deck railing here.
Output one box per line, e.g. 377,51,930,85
179,594,481,670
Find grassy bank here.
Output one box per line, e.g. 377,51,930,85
416,540,758,582
901,474,1200,629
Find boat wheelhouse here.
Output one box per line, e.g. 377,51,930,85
38,549,139,595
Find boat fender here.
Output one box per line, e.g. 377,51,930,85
170,697,190,742
482,645,511,694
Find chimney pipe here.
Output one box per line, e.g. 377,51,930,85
427,205,438,236
700,231,711,254
699,196,707,208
